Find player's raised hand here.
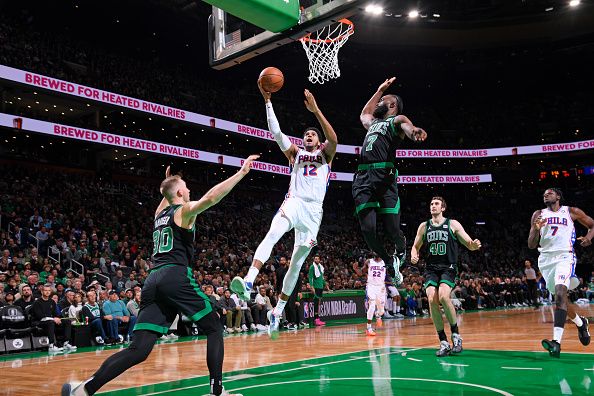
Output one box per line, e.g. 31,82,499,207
534,216,547,230
412,127,427,142
165,165,171,178
378,77,396,92
577,236,592,247
240,154,260,174
257,79,272,102
469,239,482,251
303,89,320,113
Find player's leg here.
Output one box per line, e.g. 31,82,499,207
376,290,386,327
379,185,406,284
366,287,377,336
425,282,450,357
540,256,568,357
357,208,392,267
438,275,462,354
231,209,292,300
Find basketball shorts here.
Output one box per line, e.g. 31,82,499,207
134,264,220,335
279,197,323,247
538,252,579,294
352,167,400,215
387,285,399,298
367,284,386,305
423,266,457,289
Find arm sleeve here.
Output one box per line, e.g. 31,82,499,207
266,102,292,151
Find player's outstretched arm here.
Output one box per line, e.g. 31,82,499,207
450,220,481,251
411,222,426,265
181,155,259,223
570,207,594,247
258,80,298,162
303,89,338,163
393,115,427,142
360,77,396,130
528,209,545,249
155,166,173,217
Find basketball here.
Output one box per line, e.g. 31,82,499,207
259,66,284,92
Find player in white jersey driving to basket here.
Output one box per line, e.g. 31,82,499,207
231,81,338,337
528,188,594,357
364,253,387,336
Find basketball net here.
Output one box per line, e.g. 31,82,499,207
300,19,354,84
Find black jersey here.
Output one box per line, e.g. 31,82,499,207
152,205,194,268
359,116,403,165
423,218,459,270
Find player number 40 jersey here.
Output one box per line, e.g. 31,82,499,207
539,206,576,254
287,146,331,204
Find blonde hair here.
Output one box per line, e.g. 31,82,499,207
160,175,182,201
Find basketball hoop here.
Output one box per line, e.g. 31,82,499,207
300,19,354,84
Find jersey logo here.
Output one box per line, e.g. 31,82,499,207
444,225,449,228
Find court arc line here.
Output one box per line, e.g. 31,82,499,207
501,367,542,370
228,377,514,396
407,357,423,362
440,362,469,367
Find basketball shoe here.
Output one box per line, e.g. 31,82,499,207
451,333,463,353
230,276,252,302
376,317,383,328
436,340,451,357
61,380,90,396
267,310,280,339
541,339,561,358
577,316,590,346
366,328,376,336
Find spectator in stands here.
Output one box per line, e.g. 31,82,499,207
219,289,241,333
59,290,75,312
3,291,15,306
253,286,272,331
102,290,136,342
31,284,76,353
14,284,34,311
125,273,138,290
126,290,140,317
67,292,84,324
82,290,109,345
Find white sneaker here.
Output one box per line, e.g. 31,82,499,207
382,311,394,319
226,327,234,334
49,344,64,353
95,336,105,345
117,335,124,343
250,323,257,331
241,324,248,332
256,324,267,331
63,342,77,351
267,310,280,337
234,327,241,333
160,335,169,340
207,387,243,396
394,313,405,318
61,381,89,396
167,333,179,340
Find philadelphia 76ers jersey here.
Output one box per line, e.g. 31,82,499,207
367,258,386,287
538,206,576,254
287,146,331,204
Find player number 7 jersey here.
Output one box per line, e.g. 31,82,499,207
538,206,576,254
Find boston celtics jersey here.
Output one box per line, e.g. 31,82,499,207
424,218,459,270
152,205,194,268
360,116,403,164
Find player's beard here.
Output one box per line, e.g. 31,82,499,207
373,104,389,119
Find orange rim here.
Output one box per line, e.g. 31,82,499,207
300,19,354,44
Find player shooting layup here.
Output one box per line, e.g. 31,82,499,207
231,81,338,336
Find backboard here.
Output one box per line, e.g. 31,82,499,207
208,0,364,70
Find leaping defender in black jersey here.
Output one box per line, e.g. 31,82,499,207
62,155,259,396
411,196,481,357
354,77,427,285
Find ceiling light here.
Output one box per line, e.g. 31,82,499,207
408,10,419,18
365,4,383,15
569,0,580,6
433,13,440,18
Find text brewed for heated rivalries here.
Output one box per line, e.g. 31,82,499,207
236,124,303,145
53,126,199,159
542,140,594,152
397,175,482,183
397,149,488,157
25,73,186,120
319,300,358,316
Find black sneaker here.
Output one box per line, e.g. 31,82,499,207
541,339,561,358
451,333,463,354
578,316,590,346
436,340,451,357
286,323,298,330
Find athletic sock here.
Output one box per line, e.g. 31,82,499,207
367,323,372,330
273,299,287,316
437,330,448,342
571,314,584,327
244,266,259,286
450,323,459,335
553,327,565,343
210,377,222,396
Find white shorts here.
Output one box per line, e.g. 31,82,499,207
279,197,323,247
387,285,398,298
538,252,579,294
367,284,386,304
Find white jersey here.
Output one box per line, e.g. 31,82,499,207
367,258,386,287
538,206,576,254
287,146,331,204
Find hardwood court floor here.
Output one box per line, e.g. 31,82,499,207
1,305,593,395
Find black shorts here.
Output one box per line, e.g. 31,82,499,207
423,267,457,289
314,288,323,300
352,167,400,215
135,264,220,335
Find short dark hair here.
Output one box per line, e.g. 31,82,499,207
431,196,447,211
546,188,563,202
303,126,324,142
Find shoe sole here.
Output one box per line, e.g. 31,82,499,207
230,277,250,301
451,347,463,354
61,383,72,396
436,350,451,357
541,340,560,358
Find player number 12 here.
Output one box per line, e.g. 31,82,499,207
303,165,318,176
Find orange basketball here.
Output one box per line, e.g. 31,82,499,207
259,67,284,93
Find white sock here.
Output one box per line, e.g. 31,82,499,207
244,266,260,286
553,326,564,343
273,299,287,316
571,315,583,327
367,323,372,330
395,305,400,313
